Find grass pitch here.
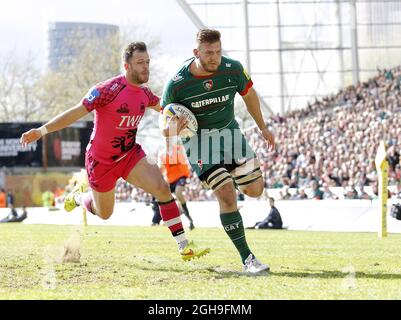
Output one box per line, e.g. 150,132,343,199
1,223,401,300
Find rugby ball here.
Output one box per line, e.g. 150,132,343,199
159,103,198,138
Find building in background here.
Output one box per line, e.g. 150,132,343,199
47,21,119,71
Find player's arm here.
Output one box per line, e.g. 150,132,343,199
242,87,275,150
149,100,188,132
148,100,186,136
157,152,168,179
160,163,167,177
148,101,161,112
20,103,89,147
159,81,189,137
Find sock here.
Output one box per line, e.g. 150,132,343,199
76,192,95,215
181,203,193,222
220,211,252,264
159,199,188,250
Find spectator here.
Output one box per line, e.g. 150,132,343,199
290,187,308,200
243,66,401,199
372,182,392,199
8,205,18,220
0,205,28,223
6,191,14,207
120,66,401,201
248,198,283,229
0,188,6,208
298,187,309,200
310,180,323,200
18,206,28,222
279,185,292,200
42,190,55,208
237,191,245,201
322,183,339,200
150,196,162,226
289,188,301,200
393,183,401,199
54,186,65,207
358,185,372,200
344,186,359,200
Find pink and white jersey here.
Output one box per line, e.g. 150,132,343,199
82,74,159,164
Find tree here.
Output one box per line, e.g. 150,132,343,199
37,25,166,126
0,52,43,122
0,24,167,125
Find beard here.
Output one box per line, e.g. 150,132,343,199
199,59,220,73
129,71,149,85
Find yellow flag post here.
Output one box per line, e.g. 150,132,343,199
375,141,388,238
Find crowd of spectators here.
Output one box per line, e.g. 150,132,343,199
112,66,401,202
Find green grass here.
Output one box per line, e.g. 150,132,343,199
1,224,401,300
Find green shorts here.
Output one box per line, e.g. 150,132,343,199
182,121,261,190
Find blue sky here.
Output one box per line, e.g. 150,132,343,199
0,0,199,73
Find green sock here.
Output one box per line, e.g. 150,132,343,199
220,211,252,264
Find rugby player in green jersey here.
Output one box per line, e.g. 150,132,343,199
161,29,275,273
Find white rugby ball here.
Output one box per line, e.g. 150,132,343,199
160,103,198,138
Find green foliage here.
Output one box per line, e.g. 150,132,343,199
37,31,124,119
1,224,401,299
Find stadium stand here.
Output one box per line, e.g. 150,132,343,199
113,66,401,202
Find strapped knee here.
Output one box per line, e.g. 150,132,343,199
231,158,263,192
201,167,233,191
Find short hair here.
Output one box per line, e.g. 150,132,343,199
196,29,221,45
269,197,275,202
123,42,147,63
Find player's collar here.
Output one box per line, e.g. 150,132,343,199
123,75,142,91
188,58,218,79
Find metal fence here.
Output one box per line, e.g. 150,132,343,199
177,0,401,115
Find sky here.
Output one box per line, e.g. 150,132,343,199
0,0,199,74
2,0,389,116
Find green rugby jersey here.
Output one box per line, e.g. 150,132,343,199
161,56,253,131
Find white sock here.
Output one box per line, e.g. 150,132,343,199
178,238,189,251
74,193,82,206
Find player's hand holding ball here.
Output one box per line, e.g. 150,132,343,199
160,103,198,138
163,115,189,137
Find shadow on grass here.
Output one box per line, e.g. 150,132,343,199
205,268,270,279
129,259,401,281
270,270,401,280
128,260,270,279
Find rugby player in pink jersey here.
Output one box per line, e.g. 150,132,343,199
20,42,210,261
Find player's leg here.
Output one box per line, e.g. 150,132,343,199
230,130,264,198
125,157,176,201
174,184,186,204
150,196,162,225
231,157,264,198
65,184,116,220
210,177,252,262
125,157,209,260
64,167,117,220
87,188,115,220
186,129,261,269
198,164,267,272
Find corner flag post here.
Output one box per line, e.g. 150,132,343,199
375,141,388,238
